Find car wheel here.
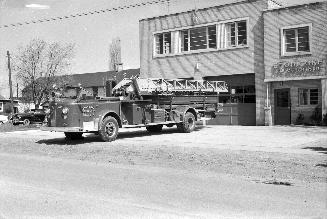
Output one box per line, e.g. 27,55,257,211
177,112,196,133
0,121,3,125
64,132,83,140
146,125,163,132
23,119,30,126
99,116,119,142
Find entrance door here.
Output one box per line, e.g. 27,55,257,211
274,88,291,125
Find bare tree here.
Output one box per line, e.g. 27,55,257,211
13,38,75,108
108,37,121,71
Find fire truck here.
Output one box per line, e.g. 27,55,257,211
41,78,228,142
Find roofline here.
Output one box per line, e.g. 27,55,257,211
0,98,19,102
269,0,282,6
71,68,140,76
139,0,262,22
263,0,326,13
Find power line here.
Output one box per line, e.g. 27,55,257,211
0,0,170,29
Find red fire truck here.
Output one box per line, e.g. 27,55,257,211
41,78,228,141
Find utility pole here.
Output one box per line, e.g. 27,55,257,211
7,51,14,112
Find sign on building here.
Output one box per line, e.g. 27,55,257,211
271,59,325,79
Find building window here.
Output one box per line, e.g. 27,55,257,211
282,24,311,56
181,30,189,52
190,27,207,50
208,25,217,48
226,20,247,47
154,32,171,55
153,18,248,57
92,87,98,97
0,102,3,112
181,25,217,52
219,84,255,103
299,88,318,105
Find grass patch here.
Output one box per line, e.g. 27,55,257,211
0,123,40,132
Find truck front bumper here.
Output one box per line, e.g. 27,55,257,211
40,126,84,132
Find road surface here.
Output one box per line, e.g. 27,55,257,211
0,126,326,218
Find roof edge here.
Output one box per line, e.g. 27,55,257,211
263,0,326,12
70,68,140,76
139,0,263,22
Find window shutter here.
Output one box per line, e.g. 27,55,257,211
172,31,180,54
217,23,226,49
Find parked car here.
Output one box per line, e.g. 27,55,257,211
10,109,46,125
0,115,8,124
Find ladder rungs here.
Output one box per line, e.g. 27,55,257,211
113,78,229,94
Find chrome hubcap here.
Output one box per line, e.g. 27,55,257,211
187,117,194,128
105,122,116,136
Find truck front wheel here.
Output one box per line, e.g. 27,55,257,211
177,112,195,133
99,116,119,142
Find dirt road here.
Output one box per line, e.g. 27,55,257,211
0,126,326,218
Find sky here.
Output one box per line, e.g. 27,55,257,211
0,0,322,97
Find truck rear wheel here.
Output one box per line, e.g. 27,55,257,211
146,125,163,132
99,116,119,142
65,132,83,140
177,112,195,133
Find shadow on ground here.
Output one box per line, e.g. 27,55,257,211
302,146,327,155
315,163,327,167
302,146,327,168
36,126,207,145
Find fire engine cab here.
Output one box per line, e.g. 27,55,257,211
41,78,228,142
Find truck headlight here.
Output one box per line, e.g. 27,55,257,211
62,107,69,115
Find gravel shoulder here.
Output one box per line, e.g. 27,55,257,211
0,126,326,186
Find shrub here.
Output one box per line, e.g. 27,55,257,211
3,103,13,114
310,106,322,126
322,114,327,126
295,113,304,125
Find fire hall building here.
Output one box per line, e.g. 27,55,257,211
139,0,327,125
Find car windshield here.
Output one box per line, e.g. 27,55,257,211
34,110,44,113
30,109,44,114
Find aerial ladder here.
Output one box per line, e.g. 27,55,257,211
112,78,228,97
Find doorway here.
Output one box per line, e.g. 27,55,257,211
274,88,291,125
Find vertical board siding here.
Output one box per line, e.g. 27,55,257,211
139,0,267,79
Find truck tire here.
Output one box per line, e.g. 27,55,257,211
177,112,196,133
65,132,83,140
146,125,163,132
99,116,119,142
23,119,30,126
